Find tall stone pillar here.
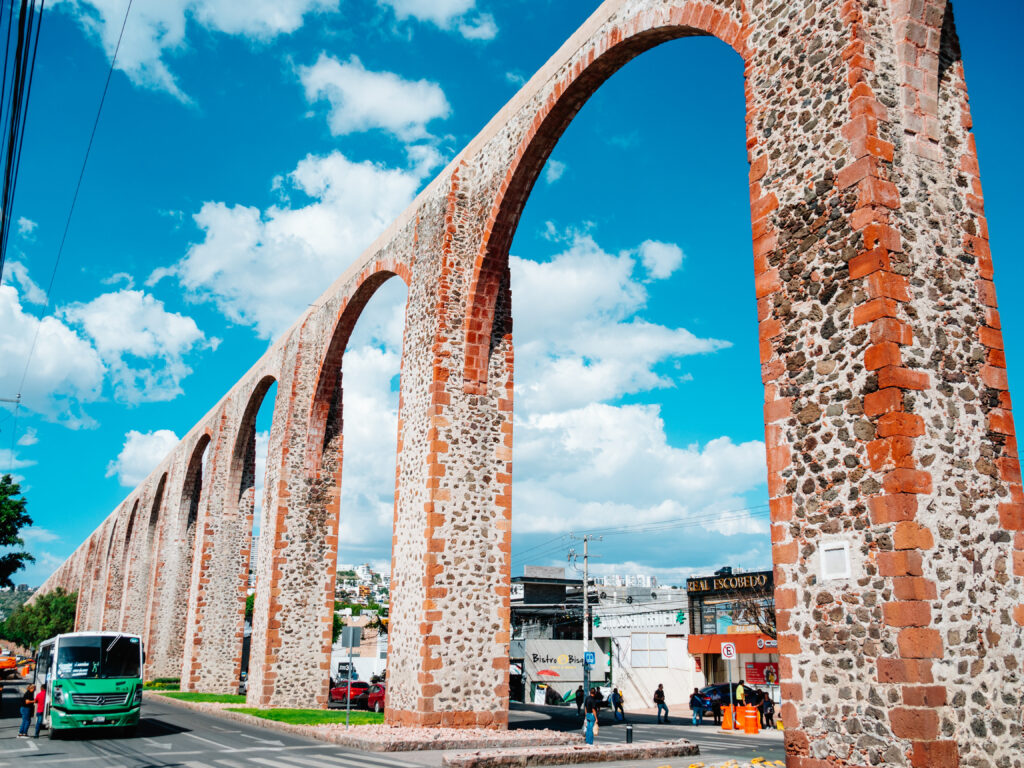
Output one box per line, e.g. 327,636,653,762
181,411,252,694
746,2,1023,766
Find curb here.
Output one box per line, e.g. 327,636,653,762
443,738,700,768
146,694,582,753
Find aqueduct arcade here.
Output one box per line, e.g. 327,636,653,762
37,1,1024,765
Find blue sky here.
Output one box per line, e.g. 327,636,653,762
1,1,1021,587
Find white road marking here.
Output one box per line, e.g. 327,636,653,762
2,738,39,753
183,731,238,751
237,732,285,746
141,736,173,749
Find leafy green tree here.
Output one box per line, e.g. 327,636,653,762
0,474,33,589
0,588,77,648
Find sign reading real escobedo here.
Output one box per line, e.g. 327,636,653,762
523,640,608,683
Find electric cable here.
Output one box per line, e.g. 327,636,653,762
5,0,133,469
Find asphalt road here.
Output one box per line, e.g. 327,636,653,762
0,681,432,768
0,680,783,768
510,702,785,765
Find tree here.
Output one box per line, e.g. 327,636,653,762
0,588,77,648
0,474,33,589
724,583,777,639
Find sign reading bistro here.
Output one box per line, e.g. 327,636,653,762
686,571,772,594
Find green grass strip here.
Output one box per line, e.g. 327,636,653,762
160,691,247,704
227,708,385,726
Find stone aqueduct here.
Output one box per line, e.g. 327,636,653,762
35,1,1023,765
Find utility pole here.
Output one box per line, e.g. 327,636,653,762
569,533,601,696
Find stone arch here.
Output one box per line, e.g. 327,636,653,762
306,263,412,477
225,374,278,686
103,498,138,630
462,0,749,391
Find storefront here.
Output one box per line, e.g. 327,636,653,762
686,568,779,699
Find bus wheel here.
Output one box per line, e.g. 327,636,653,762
48,728,61,740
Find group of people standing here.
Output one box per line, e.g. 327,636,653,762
688,679,776,729
16,683,46,737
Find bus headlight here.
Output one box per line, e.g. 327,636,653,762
53,687,64,705
133,687,143,705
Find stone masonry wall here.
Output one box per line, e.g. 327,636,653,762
40,1,1020,765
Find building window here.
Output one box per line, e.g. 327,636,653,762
630,633,667,668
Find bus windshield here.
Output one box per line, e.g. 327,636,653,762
56,635,141,679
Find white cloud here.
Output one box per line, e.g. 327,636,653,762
101,272,135,288
20,527,59,544
505,70,526,87
160,150,438,339
638,239,684,280
458,13,497,40
544,160,566,184
56,0,340,101
17,428,38,446
300,54,450,141
0,448,35,471
61,289,211,403
510,235,728,413
17,217,37,237
513,403,766,535
379,0,469,26
106,429,180,487
0,284,105,426
4,262,46,304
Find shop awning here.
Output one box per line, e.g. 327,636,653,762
688,633,777,655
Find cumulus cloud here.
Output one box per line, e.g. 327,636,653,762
61,289,212,403
17,428,38,446
0,283,104,426
544,160,566,184
379,0,496,39
55,0,339,101
638,239,684,280
300,54,450,141
106,429,180,487
511,234,728,413
4,262,46,304
158,149,438,339
17,217,37,237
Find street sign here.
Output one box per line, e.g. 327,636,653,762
584,651,596,665
721,642,736,660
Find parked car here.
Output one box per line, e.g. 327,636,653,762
366,683,386,712
699,683,765,718
329,680,371,706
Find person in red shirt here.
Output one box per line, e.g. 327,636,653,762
33,684,46,737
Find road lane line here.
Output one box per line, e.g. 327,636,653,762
182,731,237,751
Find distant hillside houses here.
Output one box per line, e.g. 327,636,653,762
336,563,390,606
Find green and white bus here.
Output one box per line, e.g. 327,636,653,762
34,632,144,736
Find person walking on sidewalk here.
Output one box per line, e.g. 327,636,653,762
654,683,669,724
689,688,706,726
575,685,585,717
610,687,625,721
33,685,46,737
759,692,775,729
18,683,35,737
584,696,600,745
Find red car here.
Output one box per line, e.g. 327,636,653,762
367,683,386,712
329,680,370,706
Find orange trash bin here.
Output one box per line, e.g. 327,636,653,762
721,705,733,731
743,705,760,734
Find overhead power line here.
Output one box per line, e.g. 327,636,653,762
4,0,133,470
0,0,44,285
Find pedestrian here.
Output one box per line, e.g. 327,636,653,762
33,684,46,737
584,695,599,744
759,692,775,730
735,679,746,705
18,683,35,737
689,687,705,726
575,685,585,717
654,683,669,724
611,687,625,721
